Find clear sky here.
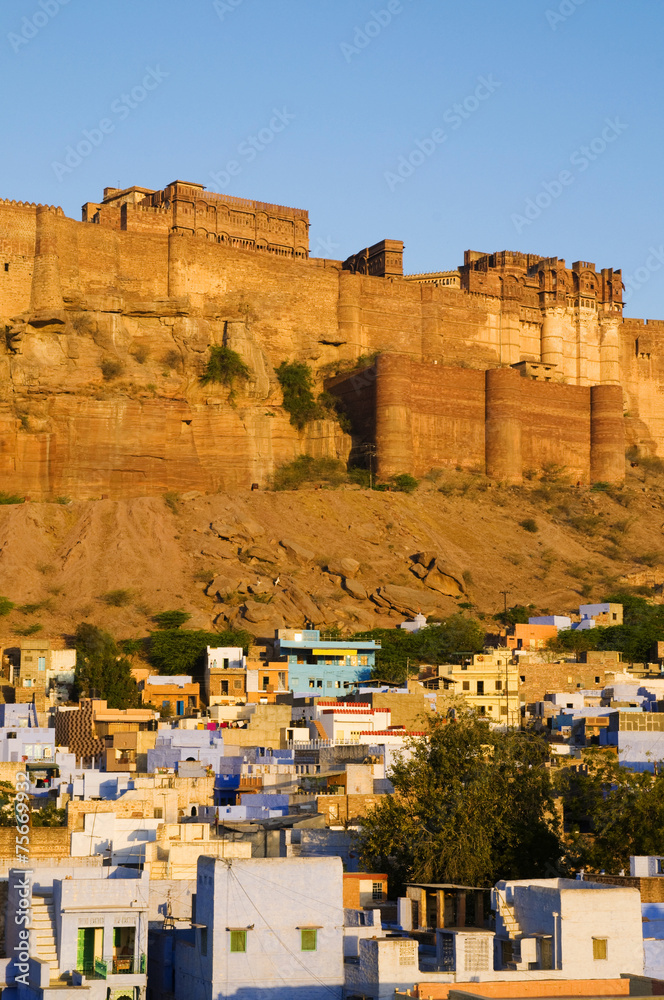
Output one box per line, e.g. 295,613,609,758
1,0,663,317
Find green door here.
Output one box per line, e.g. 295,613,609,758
77,928,95,970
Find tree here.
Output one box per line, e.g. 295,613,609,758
31,800,66,827
493,604,532,628
148,628,252,677
354,615,486,685
555,747,664,873
152,610,192,630
355,715,562,894
74,623,139,709
0,780,17,826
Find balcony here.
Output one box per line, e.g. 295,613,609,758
76,954,146,979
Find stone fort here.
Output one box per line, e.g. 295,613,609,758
0,177,660,498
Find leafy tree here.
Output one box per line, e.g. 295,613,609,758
493,604,532,628
74,623,139,709
0,781,17,826
355,715,562,893
152,610,192,630
276,361,319,429
148,628,252,677
31,800,66,827
546,592,664,664
555,747,664,873
354,616,486,685
200,345,251,396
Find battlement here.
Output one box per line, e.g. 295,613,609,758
0,199,64,215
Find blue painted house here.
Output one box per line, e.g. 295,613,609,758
274,629,380,694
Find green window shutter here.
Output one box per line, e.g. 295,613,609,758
230,930,246,953
77,929,86,969
301,929,317,951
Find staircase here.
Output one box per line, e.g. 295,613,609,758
495,890,521,939
31,893,59,980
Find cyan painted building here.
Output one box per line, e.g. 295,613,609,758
274,629,380,694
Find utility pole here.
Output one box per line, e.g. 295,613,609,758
500,590,509,615
360,442,376,489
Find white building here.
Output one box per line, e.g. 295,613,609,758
174,855,344,1000
6,864,148,998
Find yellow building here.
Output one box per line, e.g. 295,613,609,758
447,650,521,727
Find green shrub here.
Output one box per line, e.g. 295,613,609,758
391,473,418,493
164,491,180,514
272,454,347,490
590,481,612,492
100,588,133,607
100,358,123,381
120,638,146,656
520,518,539,533
200,345,250,395
153,610,192,629
0,597,14,616
0,492,24,505
13,623,42,636
348,466,371,488
276,361,319,429
55,496,71,505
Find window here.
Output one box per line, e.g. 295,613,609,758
4,264,8,272
495,680,502,690
230,930,247,952
200,927,208,956
262,676,270,690
462,681,470,691
520,675,526,683
592,937,607,960
153,808,163,819
309,679,315,689
221,681,229,695
38,656,46,671
301,929,317,951
316,680,323,689
477,681,484,695
372,882,384,900
595,677,601,684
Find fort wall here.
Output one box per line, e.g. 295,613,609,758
0,182,663,496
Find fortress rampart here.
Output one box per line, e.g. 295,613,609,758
0,179,660,497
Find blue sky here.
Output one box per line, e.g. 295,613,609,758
1,0,663,317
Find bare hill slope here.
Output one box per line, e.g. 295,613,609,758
0,472,662,646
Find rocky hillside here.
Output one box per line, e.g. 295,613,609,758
0,465,662,647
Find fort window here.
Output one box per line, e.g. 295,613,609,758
4,263,8,272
